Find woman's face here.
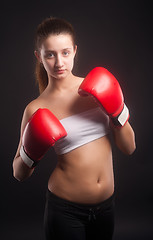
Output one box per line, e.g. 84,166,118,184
38,34,77,80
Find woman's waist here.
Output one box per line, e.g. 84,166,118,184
46,188,115,211
48,181,114,204
48,165,114,204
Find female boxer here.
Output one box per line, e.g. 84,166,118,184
13,17,136,240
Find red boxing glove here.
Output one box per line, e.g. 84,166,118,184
78,67,129,127
20,108,67,168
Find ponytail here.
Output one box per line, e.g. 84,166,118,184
35,61,48,94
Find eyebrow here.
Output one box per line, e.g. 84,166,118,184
44,48,72,53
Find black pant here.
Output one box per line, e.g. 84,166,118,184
44,189,115,240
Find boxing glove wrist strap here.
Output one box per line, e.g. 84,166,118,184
111,103,129,127
20,145,37,168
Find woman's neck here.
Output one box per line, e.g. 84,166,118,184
47,72,81,93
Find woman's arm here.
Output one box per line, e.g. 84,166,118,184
13,102,67,181
13,140,35,181
110,121,136,155
13,103,37,181
78,67,136,155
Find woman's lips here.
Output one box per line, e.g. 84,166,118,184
54,69,65,74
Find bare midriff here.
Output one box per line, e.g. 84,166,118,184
48,135,114,204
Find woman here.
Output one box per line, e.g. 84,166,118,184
13,17,136,240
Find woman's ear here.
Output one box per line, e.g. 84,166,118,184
74,45,77,56
34,50,42,63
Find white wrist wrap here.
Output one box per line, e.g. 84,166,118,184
112,103,129,127
20,145,35,168
118,104,129,126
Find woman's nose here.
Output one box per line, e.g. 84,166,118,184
55,55,63,68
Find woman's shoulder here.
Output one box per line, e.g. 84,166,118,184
24,90,55,117
74,76,84,84
24,97,44,119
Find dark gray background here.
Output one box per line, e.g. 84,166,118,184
1,0,153,239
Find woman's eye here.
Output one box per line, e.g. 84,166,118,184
45,53,54,58
63,51,69,56
49,53,54,58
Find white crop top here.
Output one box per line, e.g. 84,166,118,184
53,107,110,155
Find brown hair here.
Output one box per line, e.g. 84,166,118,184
35,17,76,94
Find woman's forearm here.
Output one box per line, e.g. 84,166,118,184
13,156,34,181
111,121,136,155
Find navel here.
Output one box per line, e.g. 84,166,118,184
97,178,100,184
